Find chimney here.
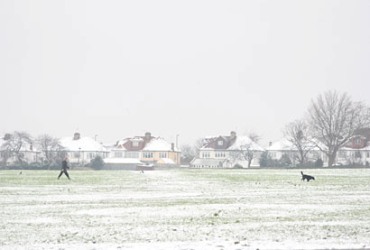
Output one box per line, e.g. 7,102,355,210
144,132,152,142
171,143,175,151
73,132,81,140
3,133,11,140
269,141,272,147
230,131,236,140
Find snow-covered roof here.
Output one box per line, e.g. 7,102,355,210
267,138,326,151
227,136,265,151
60,136,107,152
143,137,179,152
267,138,296,151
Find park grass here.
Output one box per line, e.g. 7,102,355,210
0,168,370,250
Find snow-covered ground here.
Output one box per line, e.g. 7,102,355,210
1,169,370,250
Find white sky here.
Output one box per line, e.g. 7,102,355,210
1,0,370,146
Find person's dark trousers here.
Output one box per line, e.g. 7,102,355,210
58,170,70,180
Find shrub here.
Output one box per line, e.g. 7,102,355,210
90,156,104,170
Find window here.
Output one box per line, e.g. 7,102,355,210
159,152,167,158
143,152,153,158
132,141,139,147
355,151,361,158
114,152,123,158
217,140,223,146
215,152,225,158
125,151,139,158
202,152,210,158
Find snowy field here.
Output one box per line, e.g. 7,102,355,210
1,169,370,250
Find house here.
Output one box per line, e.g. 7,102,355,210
336,128,370,166
266,138,327,166
190,131,265,168
106,132,180,169
59,132,109,165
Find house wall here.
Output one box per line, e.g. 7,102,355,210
141,151,180,165
196,149,262,168
337,149,370,166
66,151,109,165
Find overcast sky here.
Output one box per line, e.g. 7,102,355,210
1,0,370,146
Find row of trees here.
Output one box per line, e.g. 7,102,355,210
1,133,104,169
0,132,63,166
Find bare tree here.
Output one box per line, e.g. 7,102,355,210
240,144,254,167
307,90,370,167
36,134,63,165
0,133,13,165
1,131,33,163
228,134,262,168
241,133,262,167
194,138,204,157
283,119,315,165
180,144,196,164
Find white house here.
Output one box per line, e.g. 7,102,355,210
106,132,180,169
60,132,109,165
190,131,265,168
266,138,327,166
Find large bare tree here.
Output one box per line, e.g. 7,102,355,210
283,119,315,165
36,134,63,164
307,91,370,167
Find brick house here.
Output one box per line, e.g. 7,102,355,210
107,132,180,168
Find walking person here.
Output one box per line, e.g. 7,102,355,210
58,156,71,180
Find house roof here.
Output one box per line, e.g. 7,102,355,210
115,134,178,152
60,136,107,152
267,138,326,151
143,137,179,152
227,136,265,151
201,133,264,152
267,138,296,151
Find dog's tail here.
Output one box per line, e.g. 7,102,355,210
301,171,304,175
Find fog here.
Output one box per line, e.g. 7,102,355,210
1,0,370,146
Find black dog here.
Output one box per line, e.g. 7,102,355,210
301,171,315,182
